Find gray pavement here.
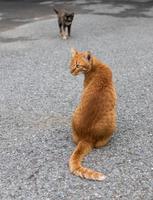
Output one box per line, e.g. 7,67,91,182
0,1,153,200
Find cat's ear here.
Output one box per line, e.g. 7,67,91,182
85,51,92,62
71,48,77,57
54,8,59,15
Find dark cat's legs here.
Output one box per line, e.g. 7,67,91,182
62,25,71,39
59,23,63,36
68,25,71,37
58,18,63,37
62,25,68,40
58,23,67,39
58,24,71,39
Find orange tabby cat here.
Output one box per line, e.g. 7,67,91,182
69,48,117,181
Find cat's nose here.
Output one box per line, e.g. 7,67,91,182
71,68,75,73
70,69,75,73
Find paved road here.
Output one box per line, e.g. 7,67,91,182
0,1,153,200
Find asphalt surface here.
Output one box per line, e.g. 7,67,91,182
0,1,153,200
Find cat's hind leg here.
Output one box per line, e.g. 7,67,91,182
72,131,80,145
95,130,113,148
94,124,115,148
95,137,111,148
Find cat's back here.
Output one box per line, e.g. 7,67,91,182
74,61,116,120
71,52,117,136
83,59,115,101
58,8,70,16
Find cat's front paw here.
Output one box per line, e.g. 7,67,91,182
63,35,68,40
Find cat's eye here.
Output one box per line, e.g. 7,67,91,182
76,64,80,68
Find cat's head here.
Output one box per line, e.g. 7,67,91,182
70,48,93,76
63,12,74,26
54,8,74,26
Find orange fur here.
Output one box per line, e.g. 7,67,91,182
69,48,117,181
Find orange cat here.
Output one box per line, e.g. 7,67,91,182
69,48,117,181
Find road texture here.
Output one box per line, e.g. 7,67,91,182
0,1,153,199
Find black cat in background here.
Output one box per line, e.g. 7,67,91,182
54,8,74,40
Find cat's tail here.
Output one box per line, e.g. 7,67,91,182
53,8,59,15
69,140,106,181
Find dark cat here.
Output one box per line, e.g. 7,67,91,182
54,8,74,40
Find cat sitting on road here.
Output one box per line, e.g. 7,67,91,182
54,8,74,40
69,48,117,181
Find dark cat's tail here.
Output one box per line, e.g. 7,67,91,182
54,8,59,14
69,140,106,181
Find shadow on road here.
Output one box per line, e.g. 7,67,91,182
0,0,153,31
53,0,153,18
85,0,153,18
0,36,37,43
